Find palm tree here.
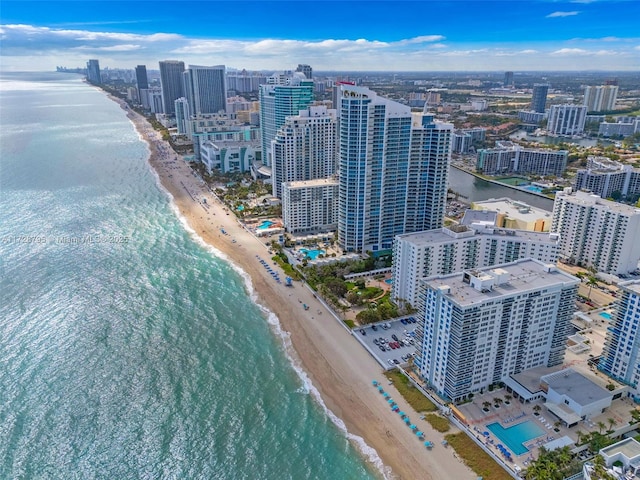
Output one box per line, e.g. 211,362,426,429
597,421,606,434
494,397,503,407
587,276,598,300
607,417,617,431
576,430,586,445
482,401,491,411
504,394,512,404
533,404,542,415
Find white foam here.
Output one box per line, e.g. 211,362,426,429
127,103,392,480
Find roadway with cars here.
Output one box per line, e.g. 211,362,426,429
354,316,418,370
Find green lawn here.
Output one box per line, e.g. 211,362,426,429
445,433,513,480
384,371,437,413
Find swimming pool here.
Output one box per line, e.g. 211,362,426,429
300,248,325,260
600,312,612,320
487,421,545,455
256,220,274,230
523,185,543,193
384,278,393,285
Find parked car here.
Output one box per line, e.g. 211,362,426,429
372,325,378,331
392,334,399,341
374,339,379,345
360,329,366,335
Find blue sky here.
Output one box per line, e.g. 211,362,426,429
1,0,639,71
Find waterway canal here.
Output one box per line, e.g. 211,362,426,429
448,166,555,211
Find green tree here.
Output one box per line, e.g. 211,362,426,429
587,276,599,300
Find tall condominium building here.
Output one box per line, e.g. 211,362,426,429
598,280,640,401
504,71,514,88
476,141,568,176
226,70,267,93
338,85,452,253
174,98,190,135
259,72,314,167
296,64,313,79
282,178,339,234
451,128,486,154
182,65,227,115
86,59,101,84
415,259,579,402
135,65,148,97
547,105,587,136
392,224,560,307
159,60,185,116
584,85,619,113
530,84,549,113
575,156,640,200
551,189,640,275
271,106,337,199
405,112,453,234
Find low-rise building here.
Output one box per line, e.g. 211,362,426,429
200,140,259,174
469,198,553,232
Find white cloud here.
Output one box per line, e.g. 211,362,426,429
546,11,580,18
0,23,638,72
551,48,589,55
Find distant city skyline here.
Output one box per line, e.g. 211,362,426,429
1,0,639,72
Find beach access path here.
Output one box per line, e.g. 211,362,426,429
115,97,476,480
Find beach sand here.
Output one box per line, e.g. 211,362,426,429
115,98,476,480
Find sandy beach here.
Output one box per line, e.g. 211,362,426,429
115,98,476,480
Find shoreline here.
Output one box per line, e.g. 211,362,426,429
451,164,556,204
111,95,476,480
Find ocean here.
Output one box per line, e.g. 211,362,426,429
0,72,380,480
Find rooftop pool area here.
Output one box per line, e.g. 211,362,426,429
487,420,545,456
600,312,612,320
300,248,325,260
256,220,274,231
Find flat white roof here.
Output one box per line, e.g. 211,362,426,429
425,258,579,307
471,198,552,223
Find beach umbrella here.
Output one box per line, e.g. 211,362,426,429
410,424,417,430
483,431,490,436
382,392,389,397
378,387,384,392
372,380,378,386
404,418,411,424
398,411,405,417
416,431,423,437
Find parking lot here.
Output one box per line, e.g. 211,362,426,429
353,316,418,370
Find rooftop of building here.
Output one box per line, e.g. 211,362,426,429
510,364,563,395
556,189,640,215
395,224,557,247
620,279,640,296
425,258,579,307
471,198,552,222
541,369,611,406
600,438,640,463
460,209,497,226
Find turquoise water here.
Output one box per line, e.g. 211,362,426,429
0,72,379,480
523,185,543,193
300,248,325,260
236,205,245,211
600,312,612,320
257,220,274,230
487,421,545,455
384,279,393,285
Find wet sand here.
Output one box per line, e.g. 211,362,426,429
114,97,476,480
